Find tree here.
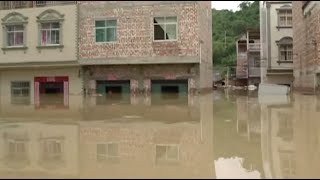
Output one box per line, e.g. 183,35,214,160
212,1,259,71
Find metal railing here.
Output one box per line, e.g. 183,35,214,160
0,1,76,10
237,52,247,58
249,67,261,77
35,1,76,7
248,43,261,51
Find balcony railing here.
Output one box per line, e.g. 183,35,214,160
0,1,77,10
249,67,260,77
236,66,248,79
248,43,261,51
35,1,76,7
237,52,247,58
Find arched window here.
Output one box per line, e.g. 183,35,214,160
37,9,64,48
276,37,293,62
1,12,28,49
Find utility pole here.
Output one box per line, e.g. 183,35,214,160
224,30,227,48
226,66,229,87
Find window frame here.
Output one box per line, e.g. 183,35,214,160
36,9,64,50
7,139,28,159
96,142,119,162
277,8,292,28
153,16,178,42
276,37,293,64
40,139,64,162
10,81,31,105
1,12,28,52
155,144,180,164
279,44,293,61
40,22,61,46
94,19,118,44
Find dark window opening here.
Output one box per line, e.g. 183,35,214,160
161,86,179,93
105,86,122,94
40,82,63,94
39,82,64,106
154,24,165,40
161,86,179,99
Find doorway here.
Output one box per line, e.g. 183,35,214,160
34,76,69,108
96,80,130,105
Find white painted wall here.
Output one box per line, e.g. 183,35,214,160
0,5,77,63
0,67,82,111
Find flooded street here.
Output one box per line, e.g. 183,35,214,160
0,90,319,179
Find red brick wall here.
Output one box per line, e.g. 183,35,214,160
79,1,200,59
293,1,319,91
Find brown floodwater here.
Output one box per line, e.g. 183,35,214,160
0,90,319,179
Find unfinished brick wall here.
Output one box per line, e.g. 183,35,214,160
293,1,320,91
83,64,198,94
78,1,212,92
79,1,200,59
78,122,213,178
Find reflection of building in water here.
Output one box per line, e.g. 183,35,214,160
79,94,214,178
261,94,320,178
236,96,261,142
0,122,79,178
213,92,263,178
260,94,294,179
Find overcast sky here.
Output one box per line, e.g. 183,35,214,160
211,1,243,11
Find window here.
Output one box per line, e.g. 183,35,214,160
7,140,28,160
2,12,28,49
96,143,119,162
36,1,46,7
277,37,293,62
280,44,293,61
278,9,292,27
155,145,179,164
95,20,117,42
37,9,64,48
11,81,30,105
154,16,177,41
41,140,63,161
6,25,24,47
40,22,60,45
279,150,296,178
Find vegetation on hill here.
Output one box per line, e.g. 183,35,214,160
212,1,260,69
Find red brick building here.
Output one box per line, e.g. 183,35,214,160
292,1,320,92
78,1,212,96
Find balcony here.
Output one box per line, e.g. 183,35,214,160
0,1,77,10
249,67,260,77
236,66,248,79
237,52,247,58
248,43,260,52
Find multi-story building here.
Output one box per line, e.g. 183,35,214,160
236,29,261,86
292,1,320,93
0,1,212,106
260,1,294,87
0,1,82,108
78,1,212,99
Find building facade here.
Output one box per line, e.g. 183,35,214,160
0,1,82,109
0,1,212,108
78,1,212,98
292,1,320,92
236,29,261,86
260,1,294,87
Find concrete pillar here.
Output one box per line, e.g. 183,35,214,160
88,80,96,106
